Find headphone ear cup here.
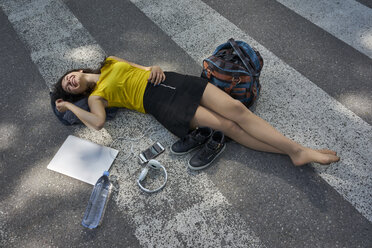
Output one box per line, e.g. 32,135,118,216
148,159,161,169
138,167,149,181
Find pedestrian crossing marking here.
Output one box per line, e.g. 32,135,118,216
130,0,372,222
276,0,372,59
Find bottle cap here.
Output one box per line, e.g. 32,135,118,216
103,171,109,176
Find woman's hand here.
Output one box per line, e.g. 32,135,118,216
54,96,106,130
55,99,69,113
148,66,166,85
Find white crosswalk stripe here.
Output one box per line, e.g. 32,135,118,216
1,0,371,246
129,0,372,223
1,0,105,87
276,0,372,59
0,0,264,246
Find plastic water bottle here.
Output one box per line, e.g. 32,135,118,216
82,171,112,229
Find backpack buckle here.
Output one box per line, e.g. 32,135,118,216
232,76,241,84
207,68,212,79
227,77,239,94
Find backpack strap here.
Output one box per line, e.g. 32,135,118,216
228,38,258,76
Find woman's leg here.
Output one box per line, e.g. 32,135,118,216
190,105,336,156
190,106,284,154
199,83,340,166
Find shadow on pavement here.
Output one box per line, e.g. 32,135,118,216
203,141,372,247
0,11,140,246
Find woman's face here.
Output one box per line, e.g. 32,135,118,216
61,70,87,94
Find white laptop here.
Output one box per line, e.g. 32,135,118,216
47,135,118,185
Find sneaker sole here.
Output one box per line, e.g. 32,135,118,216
187,144,226,171
169,144,203,155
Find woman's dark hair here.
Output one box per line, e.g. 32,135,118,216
50,58,109,103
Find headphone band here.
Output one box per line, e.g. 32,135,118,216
137,159,167,193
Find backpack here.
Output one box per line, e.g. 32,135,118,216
50,93,118,125
201,38,264,109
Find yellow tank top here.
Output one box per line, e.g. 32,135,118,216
90,57,150,113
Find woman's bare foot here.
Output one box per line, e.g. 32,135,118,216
290,148,340,166
316,149,337,155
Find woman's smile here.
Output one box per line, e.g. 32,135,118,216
69,75,78,88
62,72,85,93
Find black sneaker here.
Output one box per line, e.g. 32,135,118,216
170,127,213,155
188,131,226,170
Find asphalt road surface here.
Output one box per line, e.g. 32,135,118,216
0,0,371,247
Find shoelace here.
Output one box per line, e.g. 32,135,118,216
181,133,202,146
180,135,190,143
207,140,219,150
199,142,218,157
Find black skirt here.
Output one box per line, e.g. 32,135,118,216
143,72,208,138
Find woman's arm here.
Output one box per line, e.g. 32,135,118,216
108,56,165,85
55,95,106,130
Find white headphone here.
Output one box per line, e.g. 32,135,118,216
137,159,167,193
